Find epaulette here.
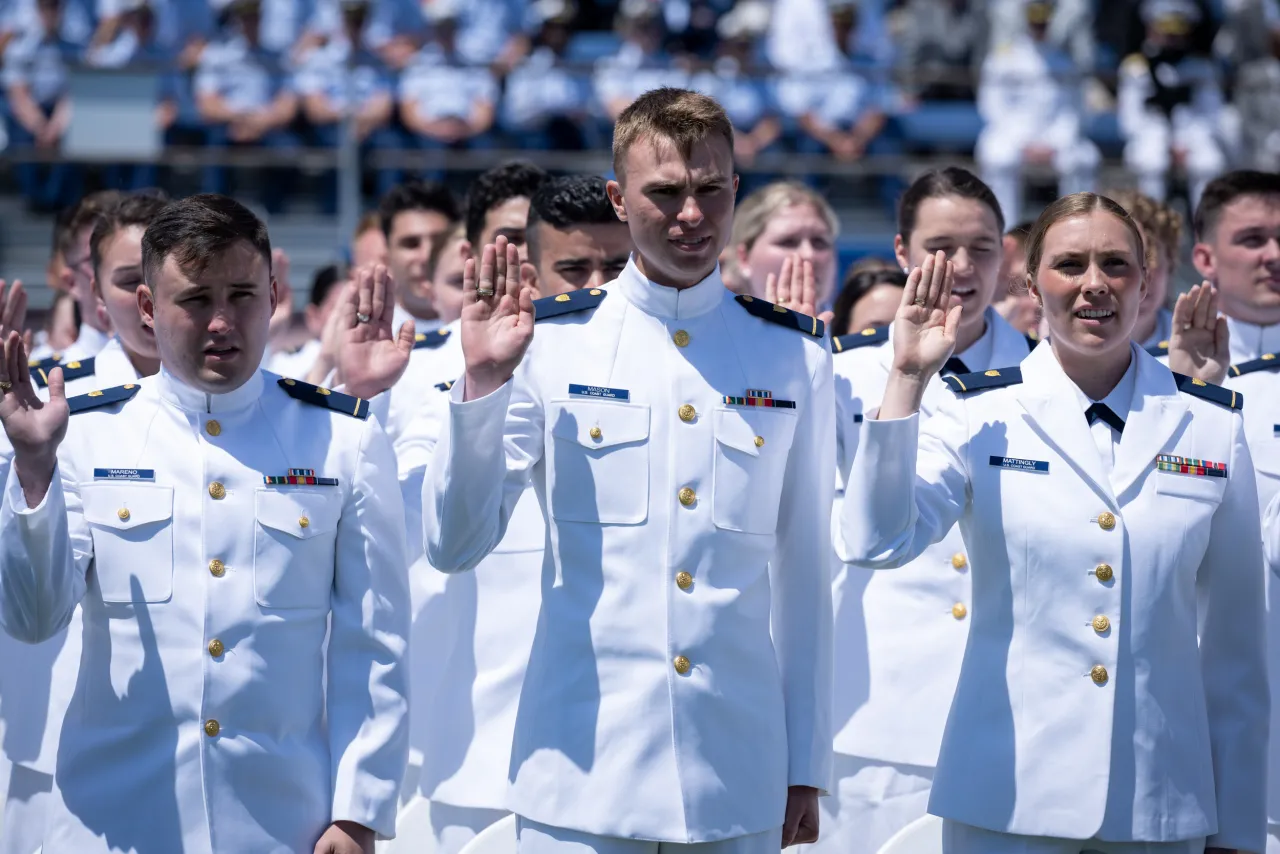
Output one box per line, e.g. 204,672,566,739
1024,333,1040,351
942,367,1023,394
533,287,607,322
434,379,455,392
28,353,63,369
1172,372,1242,411
735,295,825,338
278,377,370,419
68,382,140,415
832,326,888,353
414,328,452,350
1227,352,1280,379
1145,340,1169,357
31,356,95,389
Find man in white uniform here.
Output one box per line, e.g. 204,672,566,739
1190,169,1280,854
380,180,461,337
423,87,833,853
55,190,126,363
0,193,410,854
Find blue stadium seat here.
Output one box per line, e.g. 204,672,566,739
894,101,983,154
565,32,623,65
1084,111,1125,158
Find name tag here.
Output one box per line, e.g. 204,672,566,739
989,456,1049,474
94,468,156,481
569,384,630,402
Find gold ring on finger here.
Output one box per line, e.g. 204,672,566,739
914,298,926,306
477,287,494,296
0,380,11,391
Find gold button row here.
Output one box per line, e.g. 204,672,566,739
1095,563,1113,582
951,552,967,570
673,655,691,674
678,487,696,507
204,719,220,737
679,404,696,423
209,559,225,578
209,482,226,500
208,638,224,658
1097,511,1116,531
951,602,967,620
1091,665,1108,685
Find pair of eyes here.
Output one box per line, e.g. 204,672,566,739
1050,257,1134,274
647,185,727,198
178,291,258,306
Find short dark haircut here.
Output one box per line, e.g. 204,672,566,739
525,174,620,266
897,167,1005,245
309,263,349,308
1193,170,1280,240
90,190,171,277
464,161,549,246
377,180,460,239
59,190,126,259
831,267,907,338
141,194,272,286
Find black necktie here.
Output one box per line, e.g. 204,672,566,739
1085,402,1125,434
942,357,969,376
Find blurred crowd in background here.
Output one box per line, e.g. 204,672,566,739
2,0,1279,222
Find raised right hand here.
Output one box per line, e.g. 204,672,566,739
460,235,535,401
890,250,960,378
0,331,68,502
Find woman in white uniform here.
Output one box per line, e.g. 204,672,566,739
840,192,1268,853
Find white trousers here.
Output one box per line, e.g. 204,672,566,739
943,820,1206,853
0,766,51,854
516,817,782,854
430,802,511,854
796,754,933,854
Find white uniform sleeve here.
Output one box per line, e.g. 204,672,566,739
394,388,447,568
0,460,89,644
1263,490,1280,577
1197,411,1269,851
327,415,411,839
770,346,835,790
837,393,970,568
422,366,543,573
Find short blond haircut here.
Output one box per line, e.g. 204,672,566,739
1105,189,1184,271
612,87,734,179
732,181,840,251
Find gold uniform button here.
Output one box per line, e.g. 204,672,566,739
209,482,226,500
117,508,131,522
209,559,226,578
673,329,690,348
951,602,968,620
1095,563,1113,582
678,404,696,423
1097,511,1116,530
753,436,765,448
678,487,696,507
208,639,224,658
298,516,310,529
1092,615,1110,633
673,655,691,674
675,571,693,590
589,426,602,440
205,419,221,437
1091,665,1109,685
204,719,221,737
951,552,967,570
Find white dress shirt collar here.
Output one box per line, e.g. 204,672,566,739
155,365,264,414
614,257,725,321
1069,342,1139,424
952,307,997,370
1226,316,1280,363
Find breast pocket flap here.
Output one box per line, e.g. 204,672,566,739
81,484,173,529
1154,473,1226,503
255,490,343,539
550,400,650,450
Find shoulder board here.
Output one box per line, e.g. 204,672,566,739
413,328,453,350
1024,333,1040,351
735,295,825,339
1145,340,1170,357
277,377,370,419
832,326,889,353
67,382,140,415
28,354,64,370
434,379,455,392
30,356,95,389
1172,372,1242,411
942,367,1023,394
533,287,607,322
1227,352,1280,379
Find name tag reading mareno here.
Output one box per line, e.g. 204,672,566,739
94,468,156,481
989,456,1049,474
569,384,630,402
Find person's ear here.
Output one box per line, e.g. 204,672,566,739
606,179,627,223
1191,242,1215,283
520,260,542,300
893,234,910,273
137,283,156,328
269,275,279,315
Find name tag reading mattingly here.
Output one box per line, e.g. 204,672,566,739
989,456,1050,473
568,384,630,402
93,468,156,481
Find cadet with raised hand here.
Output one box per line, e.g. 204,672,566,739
423,87,834,854
0,194,410,854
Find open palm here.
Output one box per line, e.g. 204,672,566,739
0,331,68,465
891,251,961,378
1167,282,1229,386
460,236,536,400
765,254,835,328
337,265,415,400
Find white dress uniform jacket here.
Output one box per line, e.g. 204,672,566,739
840,343,1268,851
831,309,1032,767
422,261,835,843
0,368,411,853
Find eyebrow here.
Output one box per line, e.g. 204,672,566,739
110,265,143,282
553,258,590,268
